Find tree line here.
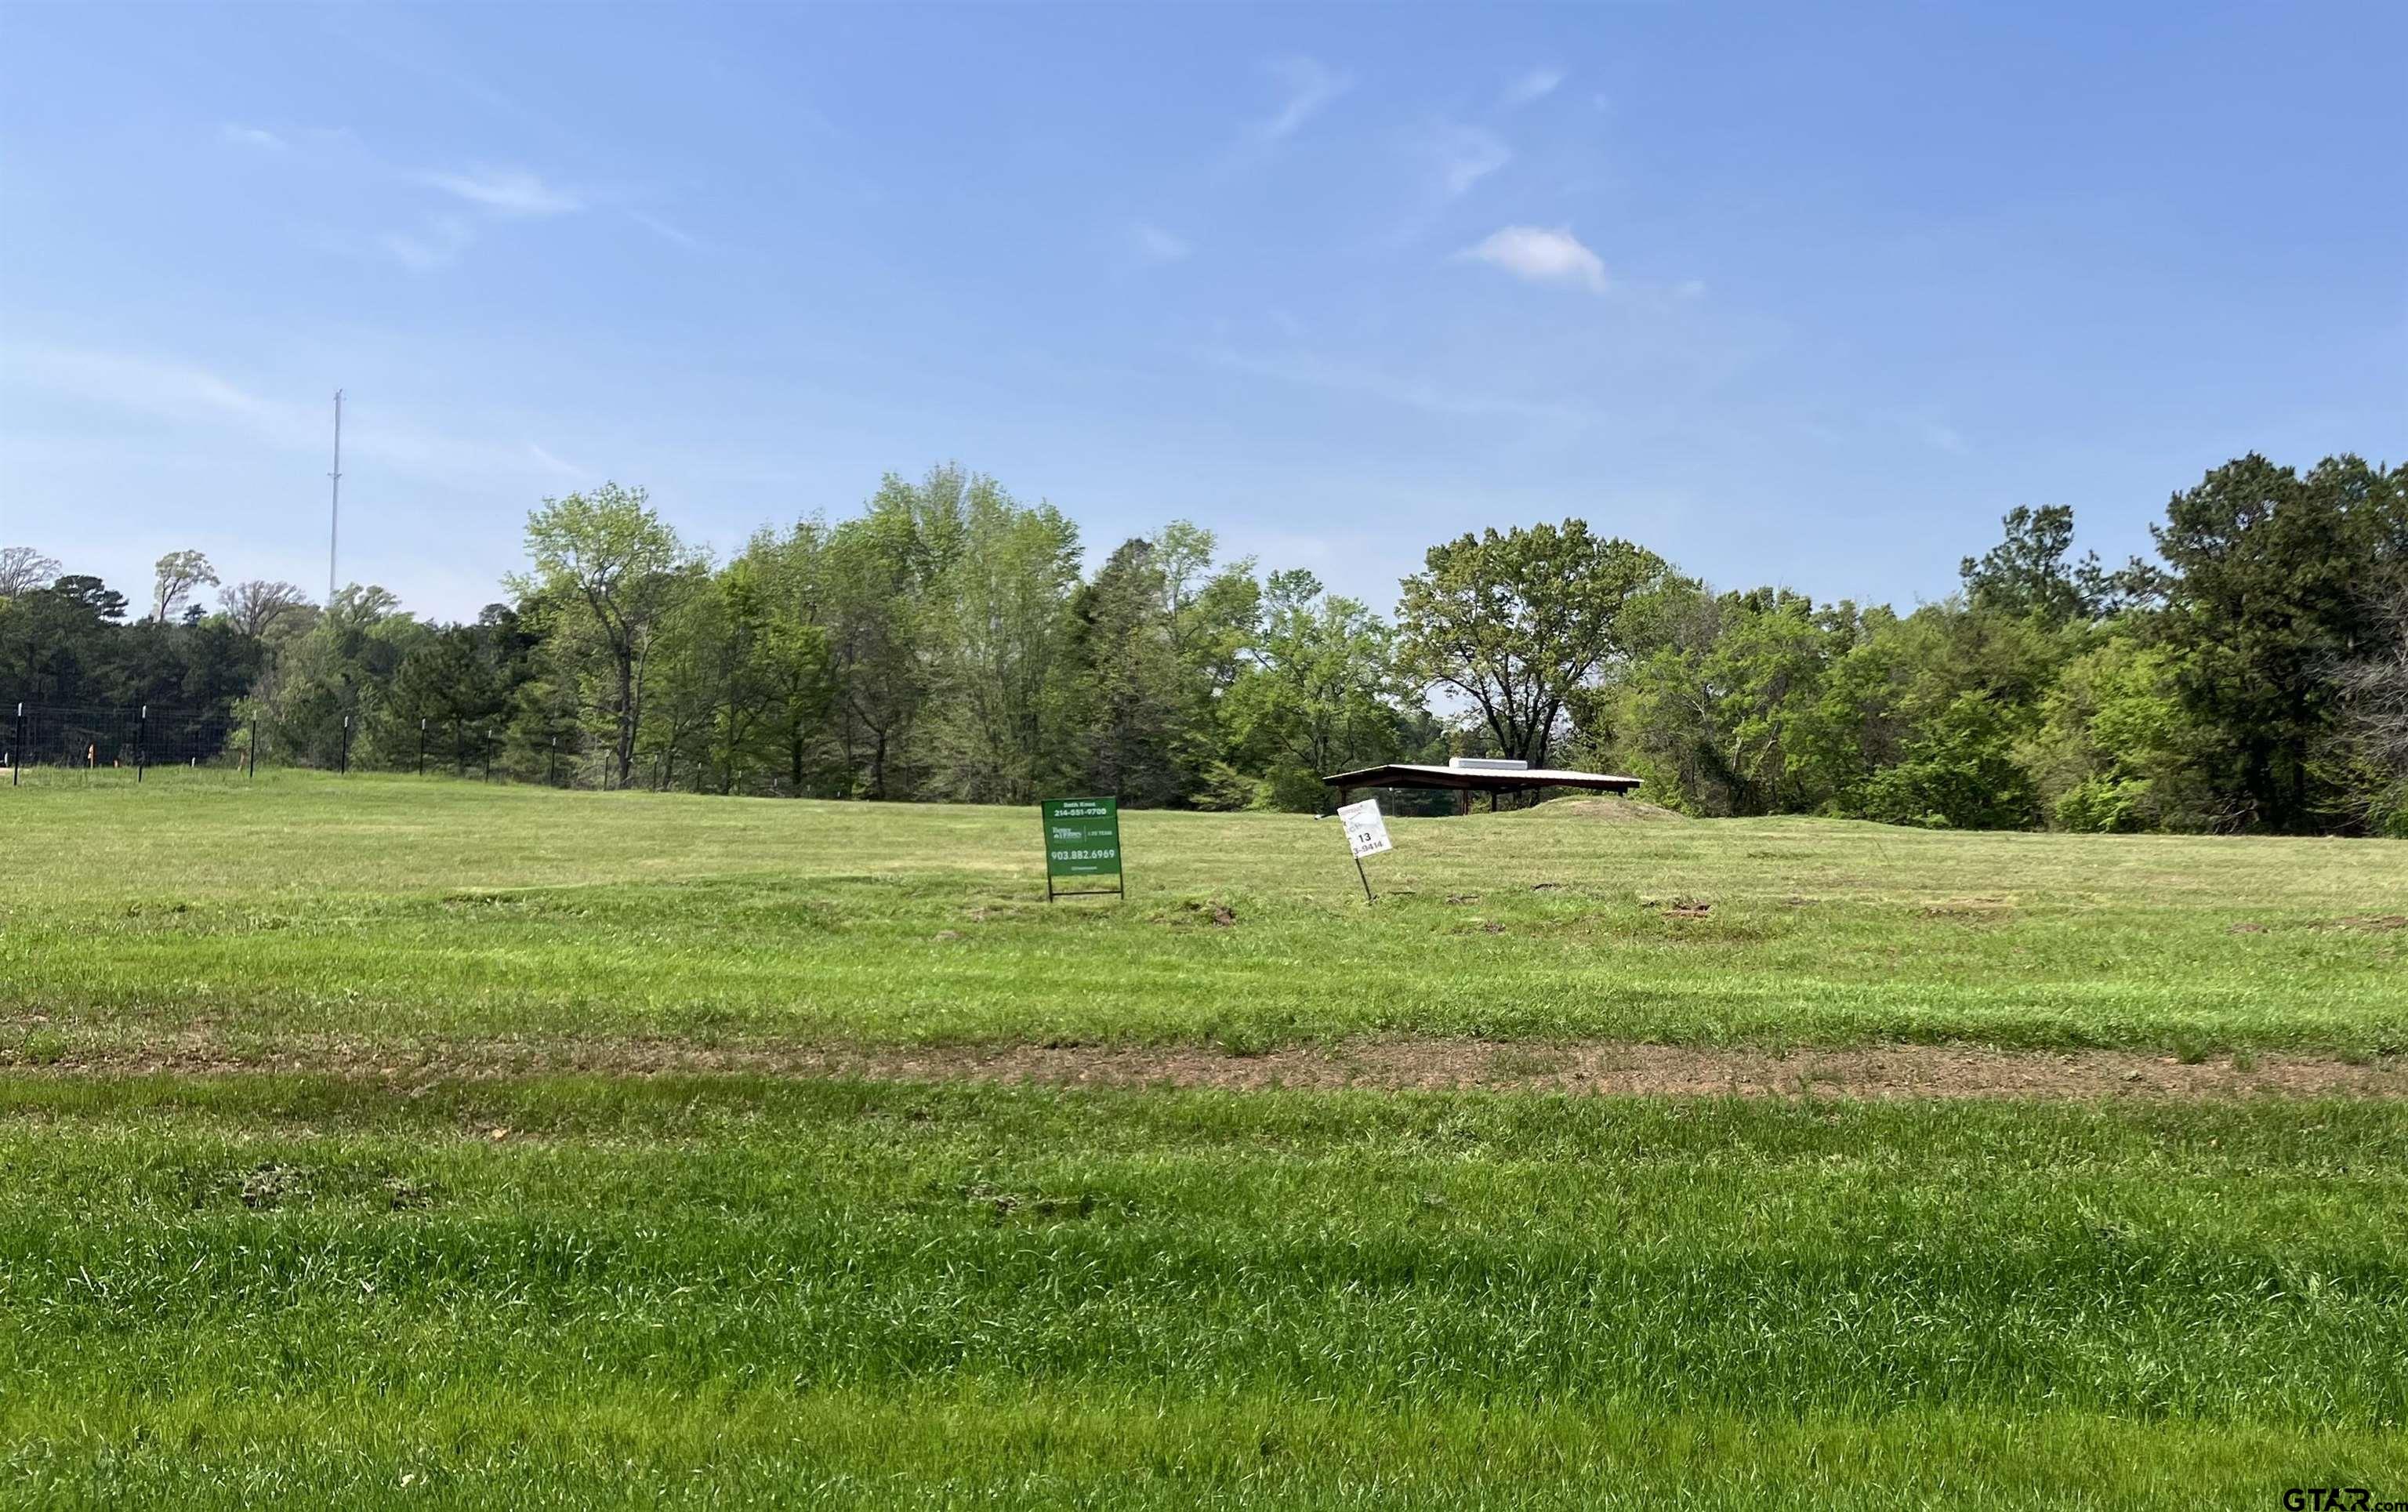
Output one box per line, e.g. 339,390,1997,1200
3,451,2403,834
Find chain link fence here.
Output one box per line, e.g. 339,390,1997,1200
3,702,540,786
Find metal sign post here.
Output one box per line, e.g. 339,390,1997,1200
1039,796,1126,901
1336,798,1394,903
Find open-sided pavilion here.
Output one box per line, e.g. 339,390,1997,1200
1322,756,1641,813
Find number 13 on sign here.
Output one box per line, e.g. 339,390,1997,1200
1336,799,1391,901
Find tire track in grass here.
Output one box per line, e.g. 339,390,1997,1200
5,1032,2403,1099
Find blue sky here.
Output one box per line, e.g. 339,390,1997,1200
3,2,2400,621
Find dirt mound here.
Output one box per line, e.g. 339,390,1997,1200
1522,796,1686,822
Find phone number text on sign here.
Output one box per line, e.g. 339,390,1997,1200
1336,798,1392,858
1039,797,1124,879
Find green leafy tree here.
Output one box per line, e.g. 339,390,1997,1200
1156,520,1261,705
0,578,117,703
1855,687,2038,829
702,558,786,793
379,624,509,770
245,584,422,767
1601,586,1851,816
509,484,695,789
148,549,219,624
2019,635,2212,832
1961,505,2164,622
1835,603,2054,827
1067,537,1193,806
733,523,840,796
221,580,314,640
821,487,934,798
1398,521,1669,769
789,466,1027,799
2151,454,2408,830
633,555,811,794
634,578,726,791
1221,570,1416,810
1061,522,1257,807
918,479,1083,804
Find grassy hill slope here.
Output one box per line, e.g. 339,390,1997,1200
3,773,2403,1057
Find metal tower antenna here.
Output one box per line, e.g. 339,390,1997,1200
328,390,344,607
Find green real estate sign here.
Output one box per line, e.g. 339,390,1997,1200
1039,796,1124,898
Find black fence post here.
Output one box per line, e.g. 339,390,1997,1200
248,716,258,779
454,720,463,777
418,718,427,776
10,702,20,787
136,704,147,783
339,715,352,775
548,736,558,787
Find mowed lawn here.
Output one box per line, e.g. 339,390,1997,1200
3,778,2407,1504
2,771,2405,1056
0,1075,2403,1507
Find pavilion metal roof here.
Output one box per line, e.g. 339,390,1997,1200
1321,763,1641,794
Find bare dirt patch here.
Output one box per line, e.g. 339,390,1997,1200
9,1032,2402,1100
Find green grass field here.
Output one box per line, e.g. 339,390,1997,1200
3,773,2405,1058
2,775,2404,1506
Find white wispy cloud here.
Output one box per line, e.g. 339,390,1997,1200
1130,222,1191,263
416,166,583,216
210,129,592,267
7,346,601,489
1501,67,1567,108
220,123,288,150
1254,56,1352,142
379,216,476,273
627,209,701,249
1429,124,1510,198
1456,225,1608,292
16,348,299,437
526,442,587,478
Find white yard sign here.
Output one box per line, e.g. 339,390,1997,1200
1336,799,1393,859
